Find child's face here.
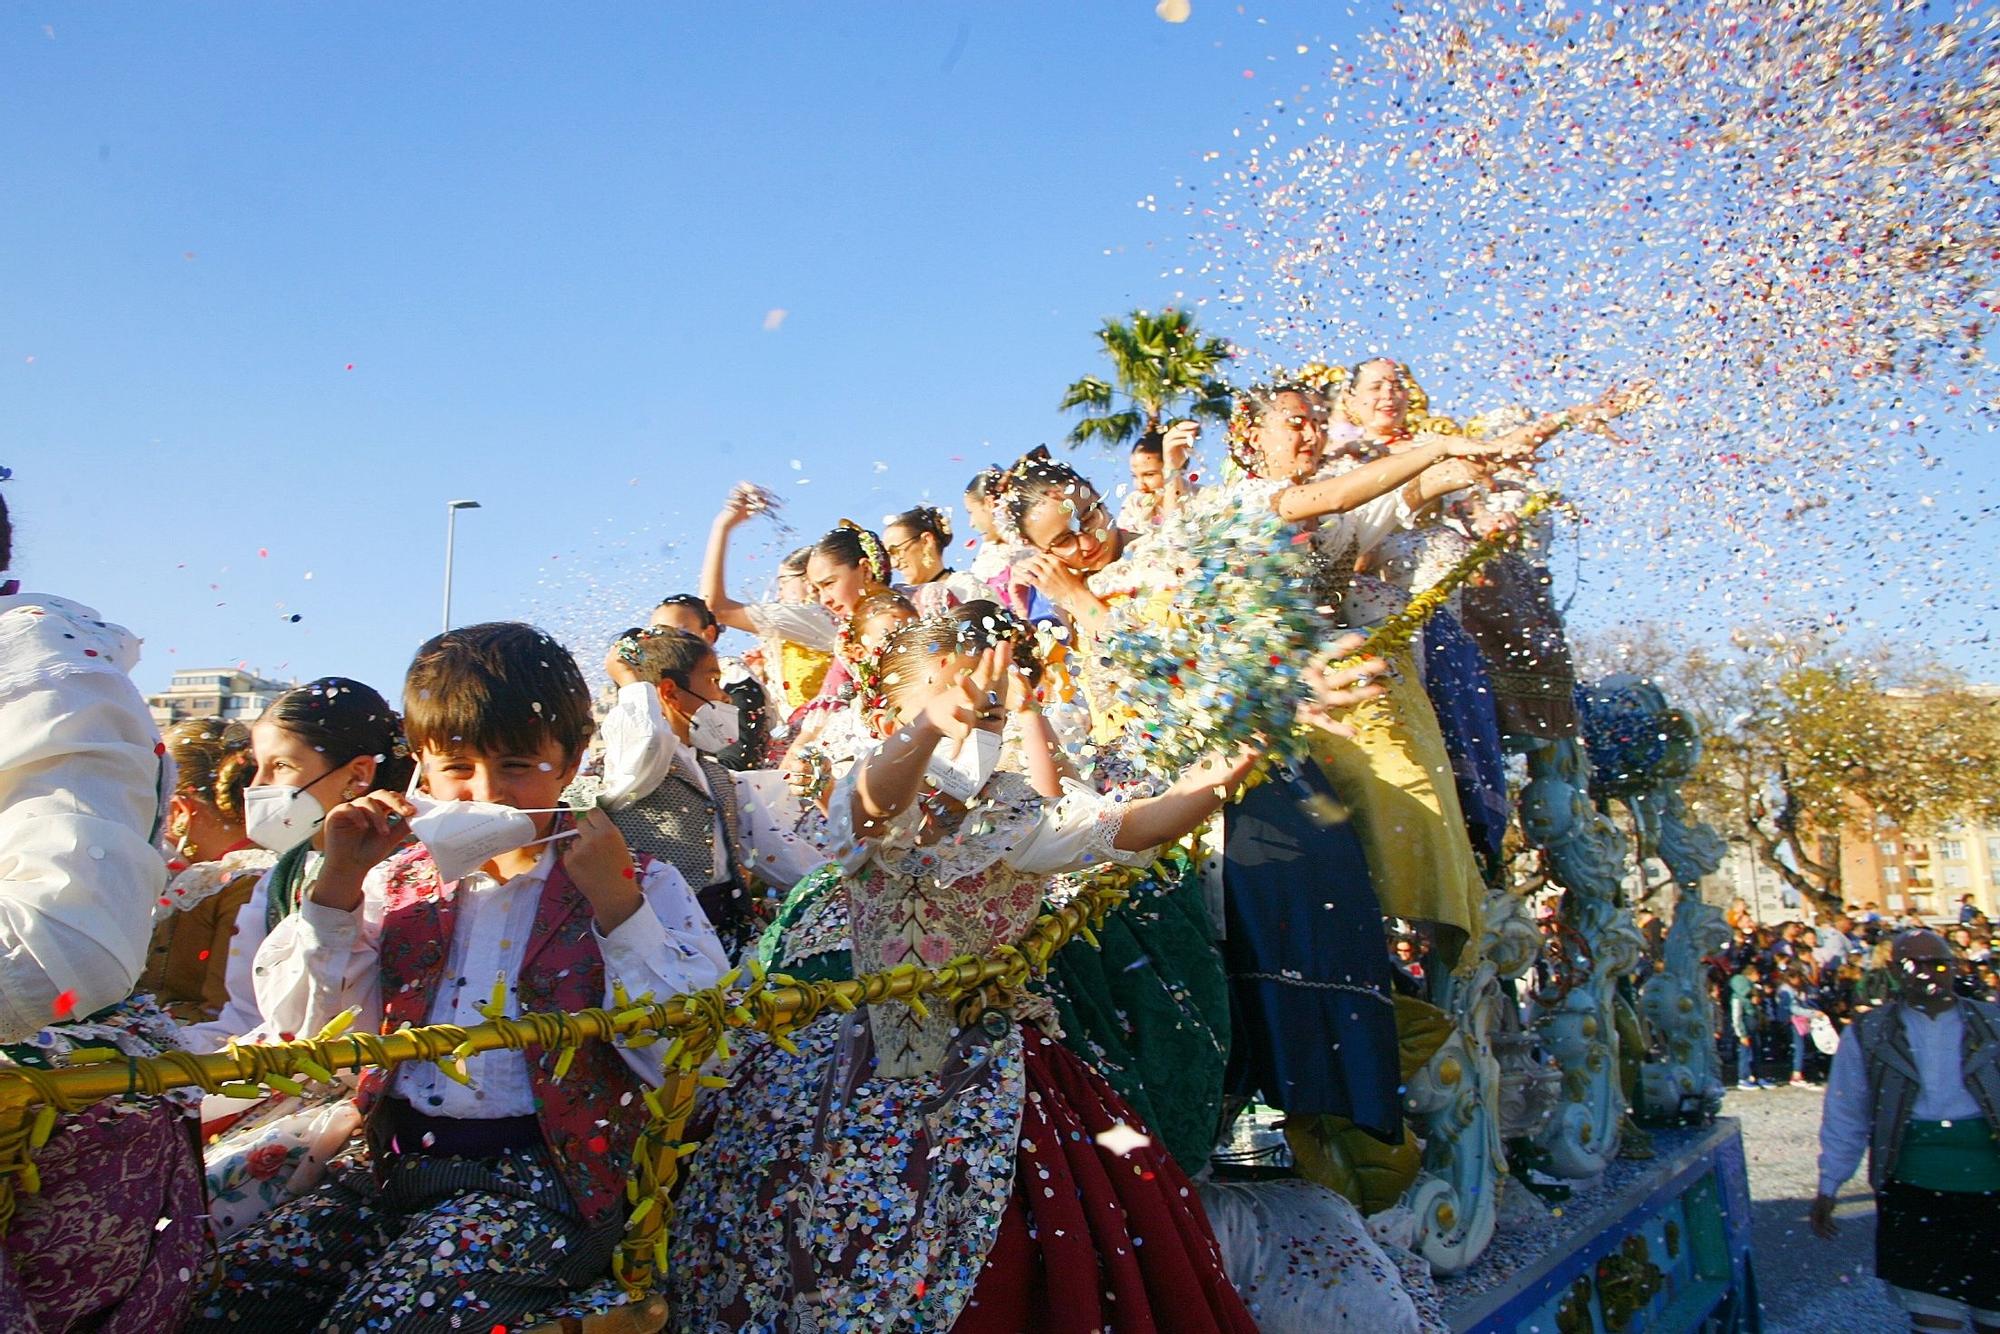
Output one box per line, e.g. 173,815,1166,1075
966,492,998,541
418,737,580,836
1130,450,1165,495
808,553,872,618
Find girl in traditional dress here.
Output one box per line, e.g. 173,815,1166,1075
1332,358,1650,744
183,679,417,1240
963,465,1033,615
883,503,989,614
670,604,1263,1333
142,718,274,1023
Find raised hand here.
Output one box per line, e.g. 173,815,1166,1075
919,645,1010,742
312,790,418,910
1297,636,1389,740
1015,552,1092,605
1572,378,1658,441
717,482,780,529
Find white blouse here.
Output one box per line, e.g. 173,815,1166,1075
0,587,170,1042
745,600,840,652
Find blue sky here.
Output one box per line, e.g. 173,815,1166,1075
7,4,1356,696
7,3,1995,699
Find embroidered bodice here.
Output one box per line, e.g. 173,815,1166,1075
830,766,1151,1076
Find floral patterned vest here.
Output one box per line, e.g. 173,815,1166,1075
355,844,648,1227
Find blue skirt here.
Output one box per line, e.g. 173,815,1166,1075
1221,762,1402,1140
1421,610,1511,867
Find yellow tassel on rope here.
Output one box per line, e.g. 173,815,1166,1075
476,973,510,1020
314,1007,360,1042
262,1073,307,1098
28,1107,56,1151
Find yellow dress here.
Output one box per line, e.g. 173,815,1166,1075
1309,643,1484,937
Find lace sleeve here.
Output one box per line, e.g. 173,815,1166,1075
1005,780,1157,876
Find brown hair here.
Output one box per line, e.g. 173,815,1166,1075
164,718,257,824
617,625,714,688
849,591,917,637
260,677,414,796
403,622,594,759
876,600,1040,709
885,504,952,548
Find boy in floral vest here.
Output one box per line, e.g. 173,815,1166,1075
191,623,728,1334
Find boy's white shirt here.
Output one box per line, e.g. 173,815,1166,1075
253,843,727,1114
598,682,825,888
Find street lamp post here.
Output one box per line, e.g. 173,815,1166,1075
443,500,482,633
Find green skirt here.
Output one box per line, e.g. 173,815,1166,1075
753,851,1230,1171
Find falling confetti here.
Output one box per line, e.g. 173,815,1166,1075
1177,0,1999,664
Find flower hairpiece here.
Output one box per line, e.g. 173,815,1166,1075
836,519,891,585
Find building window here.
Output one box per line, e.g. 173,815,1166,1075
1878,841,1899,857
1987,836,2000,863
1884,866,1902,883
1939,839,1966,860
1944,866,1969,889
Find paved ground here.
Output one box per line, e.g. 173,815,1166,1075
1724,1083,1906,1333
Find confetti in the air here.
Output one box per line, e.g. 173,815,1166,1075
1178,0,1998,662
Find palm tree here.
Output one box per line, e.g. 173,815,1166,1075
1058,308,1235,450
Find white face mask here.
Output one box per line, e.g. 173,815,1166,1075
924,728,1003,804
244,782,331,854
406,791,577,883
686,698,742,755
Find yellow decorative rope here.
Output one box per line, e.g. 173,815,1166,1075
0,498,1553,1292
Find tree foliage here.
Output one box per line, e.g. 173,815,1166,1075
1058,308,1234,450
1574,625,2000,921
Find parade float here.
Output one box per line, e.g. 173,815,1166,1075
0,508,1759,1333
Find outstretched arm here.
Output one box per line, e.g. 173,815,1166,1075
1272,435,1540,522
700,484,771,634
1113,746,1261,851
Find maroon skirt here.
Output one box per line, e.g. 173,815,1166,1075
0,1098,209,1333
956,1029,1256,1334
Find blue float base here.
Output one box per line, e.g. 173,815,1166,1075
1446,1118,1759,1333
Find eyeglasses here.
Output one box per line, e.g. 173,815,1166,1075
884,535,928,562
1043,498,1110,559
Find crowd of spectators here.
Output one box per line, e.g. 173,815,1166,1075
1708,894,1999,1088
